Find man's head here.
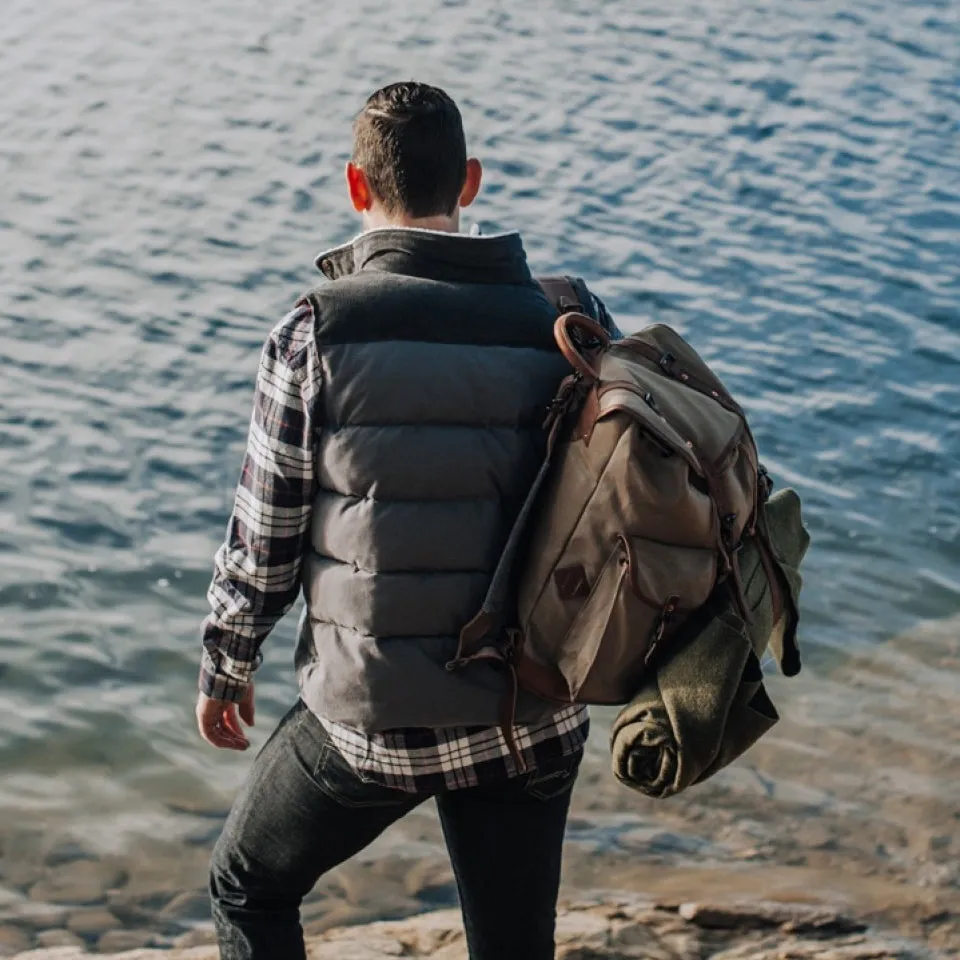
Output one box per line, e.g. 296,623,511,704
346,82,482,232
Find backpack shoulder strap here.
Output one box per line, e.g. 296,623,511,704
537,275,598,320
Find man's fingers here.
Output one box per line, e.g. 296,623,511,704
197,715,249,750
238,688,255,727
203,725,249,751
221,703,248,742
196,697,250,751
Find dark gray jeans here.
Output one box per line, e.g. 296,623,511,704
209,700,582,960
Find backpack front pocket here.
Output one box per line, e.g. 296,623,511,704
558,536,717,704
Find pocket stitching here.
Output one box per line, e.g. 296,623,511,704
313,741,413,809
526,770,576,801
524,757,581,800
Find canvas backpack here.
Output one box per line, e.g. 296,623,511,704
448,278,800,768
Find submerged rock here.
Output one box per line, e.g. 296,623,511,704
27,861,126,907
0,924,31,956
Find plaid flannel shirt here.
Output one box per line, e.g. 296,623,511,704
201,298,589,791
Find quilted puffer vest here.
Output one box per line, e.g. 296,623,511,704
294,228,572,731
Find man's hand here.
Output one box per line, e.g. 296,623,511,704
196,684,255,751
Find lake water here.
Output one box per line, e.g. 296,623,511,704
1,0,958,952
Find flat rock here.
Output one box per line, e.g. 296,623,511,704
158,892,209,924
0,869,43,894
104,845,208,906
555,909,613,947
387,909,463,956
65,909,120,938
34,932,84,950
28,861,126,907
0,888,26,912
96,929,154,952
42,844,96,871
170,929,216,949
6,903,69,931
678,900,868,934
401,860,456,906
9,951,89,960
307,937,406,960
0,926,31,957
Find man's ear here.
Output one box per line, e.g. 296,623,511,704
346,162,373,212
459,157,483,209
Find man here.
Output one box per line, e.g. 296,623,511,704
198,82,615,960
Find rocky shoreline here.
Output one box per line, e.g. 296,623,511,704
3,897,953,959
3,617,956,958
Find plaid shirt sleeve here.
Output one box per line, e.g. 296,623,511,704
200,301,322,702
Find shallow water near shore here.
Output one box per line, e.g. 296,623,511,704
1,0,959,953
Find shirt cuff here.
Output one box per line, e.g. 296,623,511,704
199,649,258,702
199,666,248,703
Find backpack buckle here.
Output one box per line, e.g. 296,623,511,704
721,513,742,551
543,374,586,430
645,596,680,666
501,628,524,665
658,352,676,374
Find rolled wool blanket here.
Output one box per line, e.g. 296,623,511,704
610,488,809,799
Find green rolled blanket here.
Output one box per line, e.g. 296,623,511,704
610,488,810,799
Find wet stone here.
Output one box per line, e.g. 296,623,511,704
0,866,43,892
0,925,31,957
388,909,463,956
557,949,633,960
104,888,172,921
428,945,469,960
0,888,25,912
8,901,69,930
307,932,406,959
97,927,154,952
555,910,612,948
108,844,209,906
609,918,673,951
677,901,867,935
28,860,126,906
400,861,456,908
301,896,338,922
65,907,121,938
303,904,372,938
43,842,96,870
655,930,707,960
172,927,217,949
34,930,84,949
11,952,96,960
159,891,210,924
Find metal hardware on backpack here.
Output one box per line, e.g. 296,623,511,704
449,277,803,774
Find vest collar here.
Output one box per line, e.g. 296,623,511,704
314,227,532,286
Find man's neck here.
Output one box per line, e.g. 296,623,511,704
361,210,461,234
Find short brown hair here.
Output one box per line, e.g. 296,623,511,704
352,82,467,218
